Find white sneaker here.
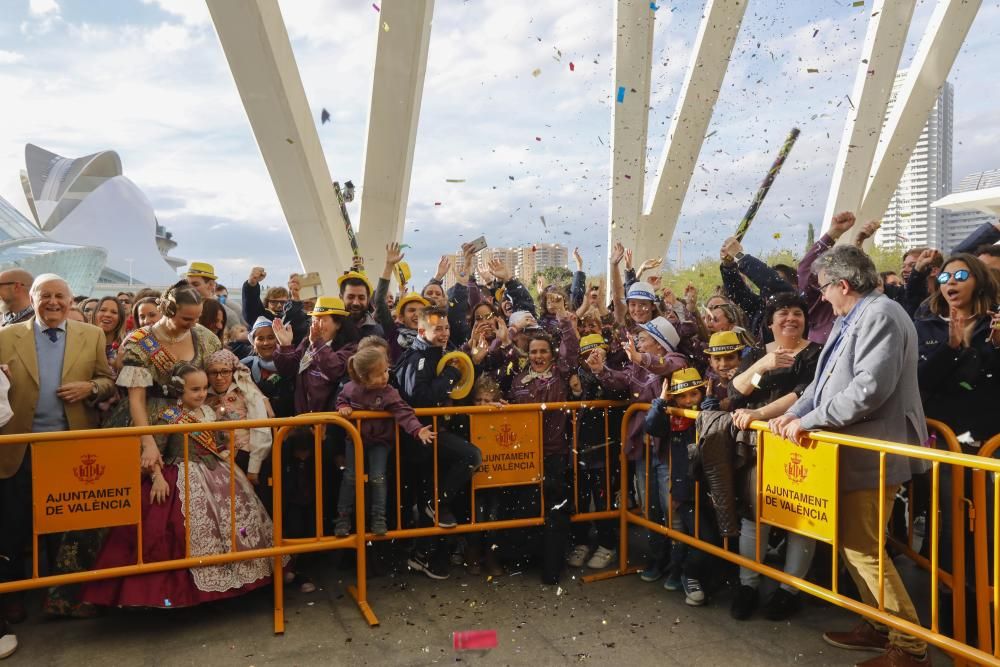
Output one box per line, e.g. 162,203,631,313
682,576,706,606
586,546,616,569
0,633,17,660
566,544,591,568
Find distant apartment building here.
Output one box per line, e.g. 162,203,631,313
441,243,567,289
874,71,953,251
944,169,1000,253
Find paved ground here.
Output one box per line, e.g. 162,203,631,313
7,534,953,666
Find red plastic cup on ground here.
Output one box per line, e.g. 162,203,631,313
452,630,498,650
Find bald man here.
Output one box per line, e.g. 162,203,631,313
0,269,34,327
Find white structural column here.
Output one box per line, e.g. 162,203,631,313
640,0,748,256
822,0,916,238
206,0,352,292
357,0,434,274
608,0,654,276
857,0,981,228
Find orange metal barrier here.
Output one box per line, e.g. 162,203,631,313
0,414,375,632
338,401,626,543
970,432,1000,656
595,403,1000,667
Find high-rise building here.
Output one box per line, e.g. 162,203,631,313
944,169,1000,253
516,243,568,286
441,244,567,290
874,71,953,251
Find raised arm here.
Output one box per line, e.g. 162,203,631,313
242,266,268,325
610,241,626,326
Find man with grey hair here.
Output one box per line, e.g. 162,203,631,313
769,245,930,666
0,273,115,659
0,269,34,327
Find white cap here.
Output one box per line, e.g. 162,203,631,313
626,281,656,302
639,316,680,352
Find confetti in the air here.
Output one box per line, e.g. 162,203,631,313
616,86,626,103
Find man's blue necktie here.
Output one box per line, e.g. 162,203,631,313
44,328,59,343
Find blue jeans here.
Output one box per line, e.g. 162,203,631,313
337,442,390,520
635,459,670,564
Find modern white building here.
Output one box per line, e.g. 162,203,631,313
0,194,106,297
874,71,953,251
942,169,1000,253
19,144,185,294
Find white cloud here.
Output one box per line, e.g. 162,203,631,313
140,0,209,26
0,50,25,64
29,0,59,16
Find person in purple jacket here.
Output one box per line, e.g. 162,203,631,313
334,341,434,537
507,306,579,584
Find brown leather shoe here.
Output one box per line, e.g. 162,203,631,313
823,621,891,652
854,646,930,667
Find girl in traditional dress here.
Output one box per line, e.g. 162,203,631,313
205,348,273,508
83,363,277,608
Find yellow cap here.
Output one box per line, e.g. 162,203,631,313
579,333,608,355
396,261,412,284
185,262,217,280
337,270,373,294
706,330,745,356
307,296,349,317
395,292,430,317
667,367,705,394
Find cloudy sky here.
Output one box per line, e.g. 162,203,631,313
1,0,998,288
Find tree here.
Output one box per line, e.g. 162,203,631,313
537,266,573,289
805,223,815,250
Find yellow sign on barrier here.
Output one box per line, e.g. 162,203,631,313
31,437,142,534
760,432,837,543
470,411,541,488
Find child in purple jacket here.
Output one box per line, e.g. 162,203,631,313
334,341,434,536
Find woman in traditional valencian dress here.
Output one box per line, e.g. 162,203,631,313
83,362,278,607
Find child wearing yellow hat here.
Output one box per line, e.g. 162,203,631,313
643,367,721,607
702,331,746,411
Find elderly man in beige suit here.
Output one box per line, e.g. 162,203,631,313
0,273,115,660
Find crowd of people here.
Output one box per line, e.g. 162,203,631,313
0,211,998,665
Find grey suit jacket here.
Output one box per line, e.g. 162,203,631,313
789,292,928,492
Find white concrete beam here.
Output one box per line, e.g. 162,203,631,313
933,188,1000,217
822,0,916,241
640,0,748,257
857,0,981,228
357,0,434,275
206,0,352,293
608,0,655,277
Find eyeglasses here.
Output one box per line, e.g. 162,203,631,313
818,279,841,293
206,369,234,377
936,269,970,284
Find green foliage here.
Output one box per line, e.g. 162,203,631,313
538,266,573,288
657,244,903,303
806,223,815,250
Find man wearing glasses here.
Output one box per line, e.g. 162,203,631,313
241,266,309,345
0,270,34,328
770,245,930,667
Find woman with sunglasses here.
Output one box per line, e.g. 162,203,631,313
914,253,1000,451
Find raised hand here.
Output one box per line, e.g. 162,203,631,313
385,242,404,267
623,336,642,364
624,248,634,271
915,249,941,273
488,257,511,282
434,255,451,282
661,286,676,306
637,257,663,277
827,211,856,241
585,347,606,373
287,274,301,300
721,237,743,262
573,247,583,271
272,318,294,347
611,241,625,266
684,282,698,306
248,266,267,287
853,220,880,247
948,307,966,349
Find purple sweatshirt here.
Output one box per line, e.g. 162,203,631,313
508,318,580,455
273,339,356,414
798,233,836,344
336,381,425,446
597,349,688,460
